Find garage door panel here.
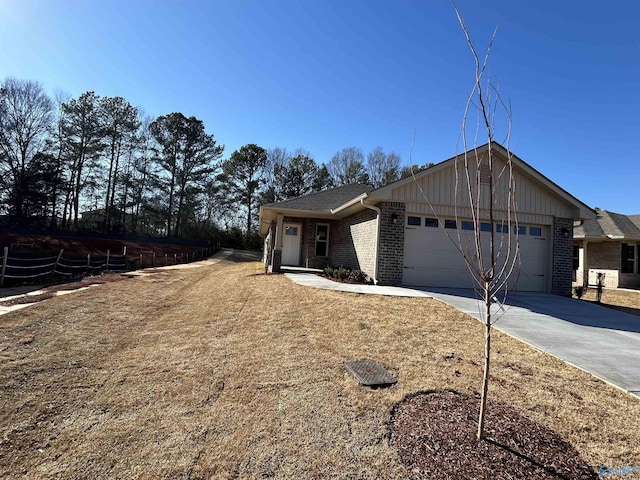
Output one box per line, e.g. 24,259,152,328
403,217,548,292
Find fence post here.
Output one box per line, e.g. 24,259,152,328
174,253,177,264
87,254,91,275
106,249,110,271
165,253,168,266
152,252,155,267
52,249,64,280
123,246,127,256
0,247,8,287
139,253,143,269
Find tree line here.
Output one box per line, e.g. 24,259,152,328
0,77,430,246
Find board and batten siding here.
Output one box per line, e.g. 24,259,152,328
390,156,577,222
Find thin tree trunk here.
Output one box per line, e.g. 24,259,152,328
477,284,491,440
246,202,252,237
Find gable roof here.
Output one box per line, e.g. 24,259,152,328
574,210,640,240
264,183,373,212
259,142,597,236
259,184,373,235
369,142,596,220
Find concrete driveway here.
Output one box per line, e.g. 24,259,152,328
418,288,640,398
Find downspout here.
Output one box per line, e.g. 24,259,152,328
361,198,381,285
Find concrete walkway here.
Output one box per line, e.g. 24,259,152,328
284,272,640,397
283,272,432,298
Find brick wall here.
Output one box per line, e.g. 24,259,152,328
302,218,328,269
336,209,377,278
271,248,282,273
350,210,377,278
330,209,377,277
377,202,405,286
587,242,620,271
584,241,640,288
551,217,573,296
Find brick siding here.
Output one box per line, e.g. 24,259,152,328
377,202,405,286
551,217,573,296
330,209,377,277
580,241,640,289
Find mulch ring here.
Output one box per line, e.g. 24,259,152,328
389,390,598,480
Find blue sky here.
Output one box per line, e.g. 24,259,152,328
1,0,638,213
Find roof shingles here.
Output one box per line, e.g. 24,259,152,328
575,210,640,240
264,184,373,212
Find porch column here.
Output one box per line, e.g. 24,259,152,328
582,240,589,286
271,214,284,273
275,214,284,249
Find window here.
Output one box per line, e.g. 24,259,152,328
285,226,298,236
407,216,421,226
461,221,474,231
621,243,636,274
530,227,542,237
573,245,580,271
315,224,329,257
514,225,527,235
496,224,509,233
425,218,438,227
480,222,491,232
444,219,457,229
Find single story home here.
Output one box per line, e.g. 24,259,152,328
573,210,640,289
259,143,595,296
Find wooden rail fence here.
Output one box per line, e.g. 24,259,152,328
0,245,216,287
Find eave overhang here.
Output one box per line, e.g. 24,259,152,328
259,198,370,236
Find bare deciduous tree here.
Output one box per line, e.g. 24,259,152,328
414,3,520,440
367,146,401,187
327,146,368,185
454,4,520,441
0,78,54,217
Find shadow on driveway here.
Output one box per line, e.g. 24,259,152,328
415,288,640,397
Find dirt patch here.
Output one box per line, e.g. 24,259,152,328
390,390,597,479
0,273,128,307
578,288,640,317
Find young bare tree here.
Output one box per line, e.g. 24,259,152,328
415,4,520,440
454,5,519,441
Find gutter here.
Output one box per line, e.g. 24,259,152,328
361,198,381,285
331,192,370,214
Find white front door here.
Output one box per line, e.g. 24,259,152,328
282,223,302,266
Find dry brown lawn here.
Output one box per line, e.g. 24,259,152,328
580,287,640,317
1,251,639,479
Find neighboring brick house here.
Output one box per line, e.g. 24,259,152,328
259,143,595,296
573,210,640,289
